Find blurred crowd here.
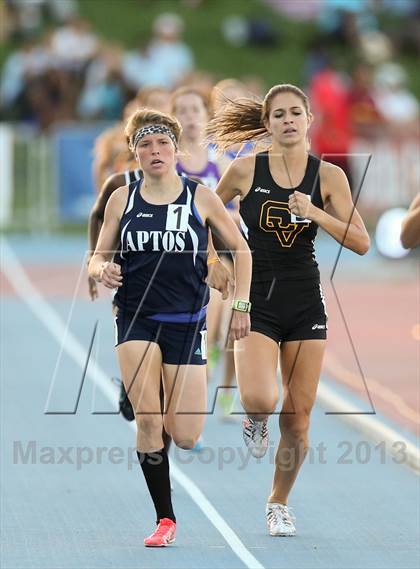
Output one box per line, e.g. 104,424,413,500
0,4,197,129
1,0,419,164
273,0,419,53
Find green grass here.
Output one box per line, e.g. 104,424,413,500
77,0,315,88
1,0,418,95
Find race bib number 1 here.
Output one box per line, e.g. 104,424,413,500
166,204,189,231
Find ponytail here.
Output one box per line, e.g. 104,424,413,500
206,98,267,153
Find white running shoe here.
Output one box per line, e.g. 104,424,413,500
266,503,296,536
242,417,269,458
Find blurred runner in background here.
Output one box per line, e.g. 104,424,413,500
172,85,237,422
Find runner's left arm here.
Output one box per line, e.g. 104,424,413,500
288,163,370,255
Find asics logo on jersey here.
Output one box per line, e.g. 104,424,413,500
254,186,271,194
136,212,153,218
260,200,310,248
311,324,326,330
125,230,186,252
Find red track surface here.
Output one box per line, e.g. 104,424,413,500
323,280,419,436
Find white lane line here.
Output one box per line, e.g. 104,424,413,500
1,238,265,569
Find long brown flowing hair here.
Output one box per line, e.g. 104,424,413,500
206,83,310,152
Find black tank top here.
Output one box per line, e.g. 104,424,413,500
239,151,324,281
114,176,209,318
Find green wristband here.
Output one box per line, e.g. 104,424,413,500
232,299,251,313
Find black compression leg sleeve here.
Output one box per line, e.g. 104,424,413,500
137,448,175,524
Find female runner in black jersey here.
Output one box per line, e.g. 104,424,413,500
208,84,370,536
89,109,252,546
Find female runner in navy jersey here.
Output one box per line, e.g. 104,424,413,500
208,84,370,536
89,109,252,547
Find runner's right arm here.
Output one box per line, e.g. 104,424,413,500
88,172,125,259
87,173,125,299
88,187,127,289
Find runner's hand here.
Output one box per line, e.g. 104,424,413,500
100,262,123,289
288,191,315,219
229,310,251,341
206,260,234,300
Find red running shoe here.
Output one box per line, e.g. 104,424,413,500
144,518,176,547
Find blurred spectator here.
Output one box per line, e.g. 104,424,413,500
78,69,125,121
221,16,248,47
47,0,78,23
23,68,68,129
0,32,56,118
50,16,99,73
121,41,150,93
303,38,332,83
359,29,393,65
0,39,34,111
122,13,194,91
1,18,98,128
309,59,353,184
6,0,46,39
222,15,277,48
147,12,194,87
374,63,419,136
78,42,125,120
5,0,78,41
348,62,384,139
317,0,377,47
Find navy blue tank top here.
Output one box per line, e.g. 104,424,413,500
114,176,209,320
240,151,324,281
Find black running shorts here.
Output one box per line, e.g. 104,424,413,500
250,278,327,343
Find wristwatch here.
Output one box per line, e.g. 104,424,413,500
232,299,252,313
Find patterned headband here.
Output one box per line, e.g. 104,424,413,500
132,124,178,150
